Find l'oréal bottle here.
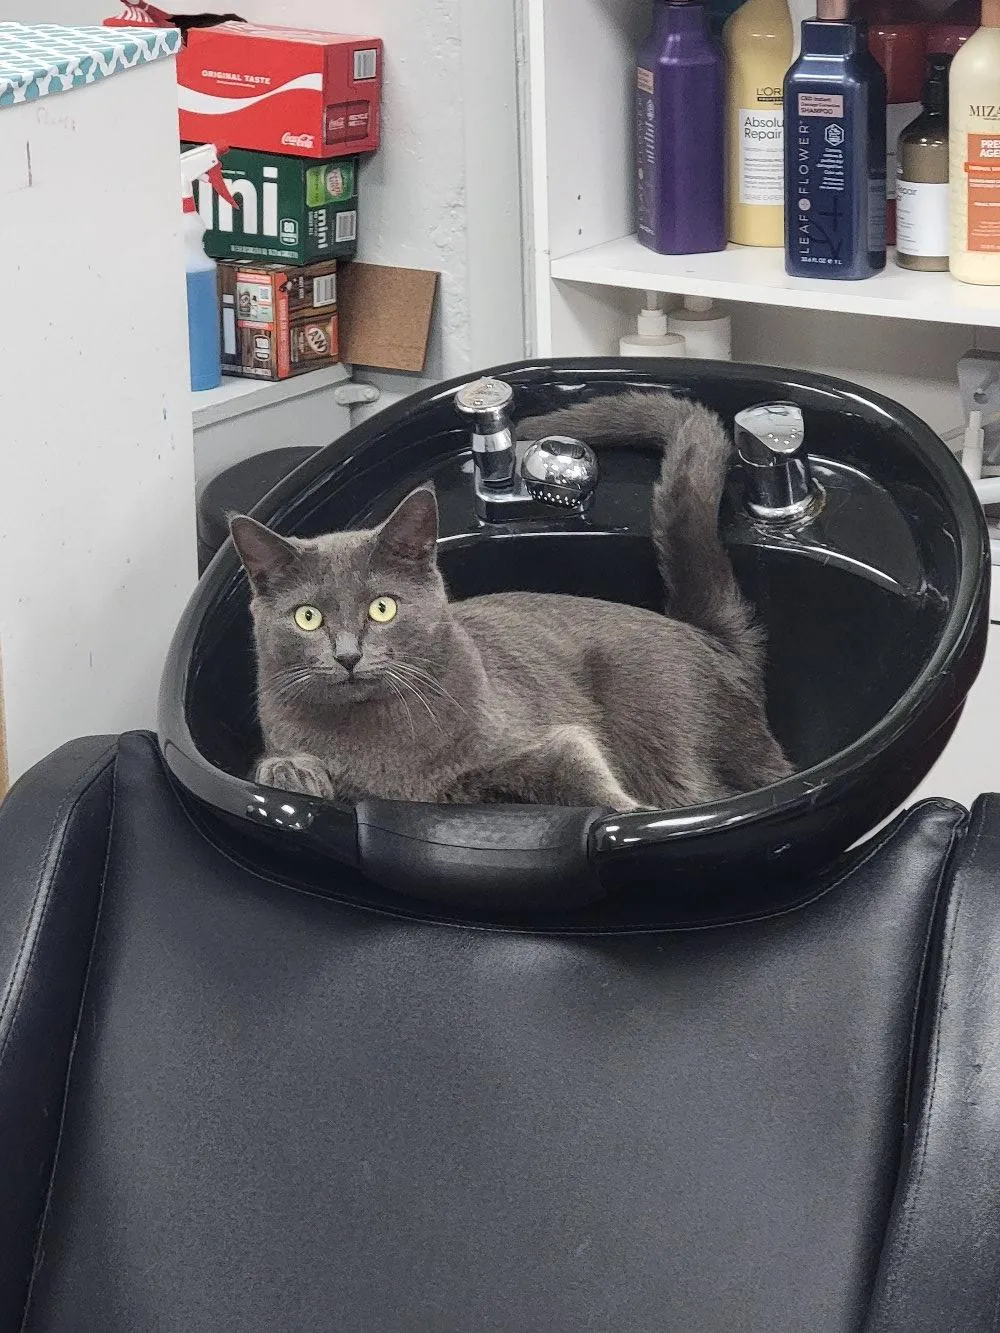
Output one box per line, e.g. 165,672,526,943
783,0,888,279
723,0,793,246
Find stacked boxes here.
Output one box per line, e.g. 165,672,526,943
104,8,384,382
173,21,382,378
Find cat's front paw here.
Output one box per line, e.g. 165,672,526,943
255,753,336,799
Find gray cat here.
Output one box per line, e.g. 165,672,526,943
230,390,792,811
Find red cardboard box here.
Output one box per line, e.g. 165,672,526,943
178,22,382,158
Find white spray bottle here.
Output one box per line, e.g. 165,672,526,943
180,143,238,392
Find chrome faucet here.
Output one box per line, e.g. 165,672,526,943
454,377,598,522
734,402,822,522
454,377,517,490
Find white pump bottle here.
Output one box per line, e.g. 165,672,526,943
619,291,687,358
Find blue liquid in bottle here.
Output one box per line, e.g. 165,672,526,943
187,266,221,391
783,16,887,279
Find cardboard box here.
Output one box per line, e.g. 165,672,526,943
219,258,339,380
184,143,358,265
178,22,382,158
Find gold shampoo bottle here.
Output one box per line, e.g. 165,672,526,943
949,0,1000,285
724,0,793,246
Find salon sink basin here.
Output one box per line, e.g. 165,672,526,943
437,526,935,781
159,359,989,923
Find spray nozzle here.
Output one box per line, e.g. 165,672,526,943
180,142,239,211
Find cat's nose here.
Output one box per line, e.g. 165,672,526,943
335,648,362,674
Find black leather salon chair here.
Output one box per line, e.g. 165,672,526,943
2,730,999,1332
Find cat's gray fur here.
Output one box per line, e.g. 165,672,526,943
231,390,792,811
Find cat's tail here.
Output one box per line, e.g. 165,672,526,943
516,389,763,670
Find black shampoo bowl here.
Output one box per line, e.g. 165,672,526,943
159,360,989,919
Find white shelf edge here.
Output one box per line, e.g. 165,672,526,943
551,235,1000,330
192,362,352,430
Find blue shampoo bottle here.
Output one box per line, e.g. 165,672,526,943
783,0,887,279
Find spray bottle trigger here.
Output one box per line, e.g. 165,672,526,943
206,162,238,209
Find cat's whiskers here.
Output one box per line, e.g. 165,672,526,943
389,663,449,713
264,665,343,704
382,672,416,739
384,664,438,726
391,660,468,717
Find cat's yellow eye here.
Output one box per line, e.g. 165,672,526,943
293,605,324,632
368,595,398,624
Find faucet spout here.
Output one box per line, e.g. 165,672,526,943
454,377,516,489
735,402,821,521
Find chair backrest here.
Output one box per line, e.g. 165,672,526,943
8,733,980,1333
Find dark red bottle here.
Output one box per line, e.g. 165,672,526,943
925,21,976,57
862,0,926,247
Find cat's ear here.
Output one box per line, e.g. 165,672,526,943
230,515,298,590
374,486,438,564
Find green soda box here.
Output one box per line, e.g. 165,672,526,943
183,143,359,265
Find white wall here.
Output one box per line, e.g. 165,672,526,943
249,0,526,410
0,2,107,18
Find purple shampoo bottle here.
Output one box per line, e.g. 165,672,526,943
636,0,726,255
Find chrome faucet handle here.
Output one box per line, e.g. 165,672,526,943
521,436,599,510
734,402,821,521
454,378,516,488
454,377,514,430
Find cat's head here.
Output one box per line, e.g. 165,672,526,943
230,486,448,707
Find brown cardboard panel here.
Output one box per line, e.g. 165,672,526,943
338,263,439,373
0,640,8,800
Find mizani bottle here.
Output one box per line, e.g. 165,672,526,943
948,0,1000,285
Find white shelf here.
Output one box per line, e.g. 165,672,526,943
551,236,1000,329
191,363,351,430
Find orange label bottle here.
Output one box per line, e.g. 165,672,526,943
949,0,1000,283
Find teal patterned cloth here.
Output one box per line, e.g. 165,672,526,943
0,23,180,109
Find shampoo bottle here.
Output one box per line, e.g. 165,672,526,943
896,54,952,272
783,0,887,279
180,144,238,391
636,0,726,254
723,0,794,246
666,296,733,358
864,0,927,246
619,293,688,357
949,0,1000,286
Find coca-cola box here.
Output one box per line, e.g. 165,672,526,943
178,22,382,158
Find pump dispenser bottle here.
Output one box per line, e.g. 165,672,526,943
666,296,733,358
619,292,688,357
723,0,793,245
949,0,1000,286
896,54,951,272
783,0,887,279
